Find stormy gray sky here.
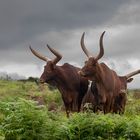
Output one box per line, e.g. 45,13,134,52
0,0,140,88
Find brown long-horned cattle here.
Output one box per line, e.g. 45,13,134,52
79,31,140,114
29,45,89,117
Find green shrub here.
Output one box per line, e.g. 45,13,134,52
0,80,140,140
1,99,140,140
0,99,49,140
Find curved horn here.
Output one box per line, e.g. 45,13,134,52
125,69,140,79
29,46,48,62
80,32,92,58
95,31,105,61
47,44,62,64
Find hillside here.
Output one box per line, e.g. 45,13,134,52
0,80,140,140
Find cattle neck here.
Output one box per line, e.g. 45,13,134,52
93,63,104,84
51,64,78,91
52,66,66,87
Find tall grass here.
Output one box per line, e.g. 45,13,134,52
0,98,140,140
0,80,140,140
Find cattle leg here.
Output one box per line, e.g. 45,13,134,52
103,104,107,114
66,110,70,118
93,105,97,113
113,90,127,114
62,95,73,118
77,95,84,112
65,105,71,118
104,99,113,114
63,101,70,118
119,90,127,114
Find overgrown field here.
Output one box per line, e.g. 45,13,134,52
0,80,140,140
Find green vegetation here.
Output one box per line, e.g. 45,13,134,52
0,80,140,140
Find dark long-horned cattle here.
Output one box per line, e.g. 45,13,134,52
79,31,140,114
30,45,89,117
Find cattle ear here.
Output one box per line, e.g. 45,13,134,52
127,78,133,83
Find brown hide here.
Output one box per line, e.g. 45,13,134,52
42,63,89,117
113,76,133,114
81,60,129,114
30,46,89,117
82,64,137,114
93,63,117,113
111,73,127,114
81,62,117,113
79,31,140,114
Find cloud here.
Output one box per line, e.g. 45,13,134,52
0,0,140,88
0,0,126,50
109,0,140,26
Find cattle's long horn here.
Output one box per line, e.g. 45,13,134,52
95,31,105,61
47,44,62,64
29,46,48,62
125,69,140,79
81,32,92,58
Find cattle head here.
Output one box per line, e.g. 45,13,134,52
79,31,105,79
29,44,62,84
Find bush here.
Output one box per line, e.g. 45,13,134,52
0,99,140,140
0,81,140,140
0,99,49,140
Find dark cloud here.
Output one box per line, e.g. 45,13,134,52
0,0,140,88
0,0,126,50
108,0,140,26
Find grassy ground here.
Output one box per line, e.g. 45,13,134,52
0,80,62,108
0,80,140,140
